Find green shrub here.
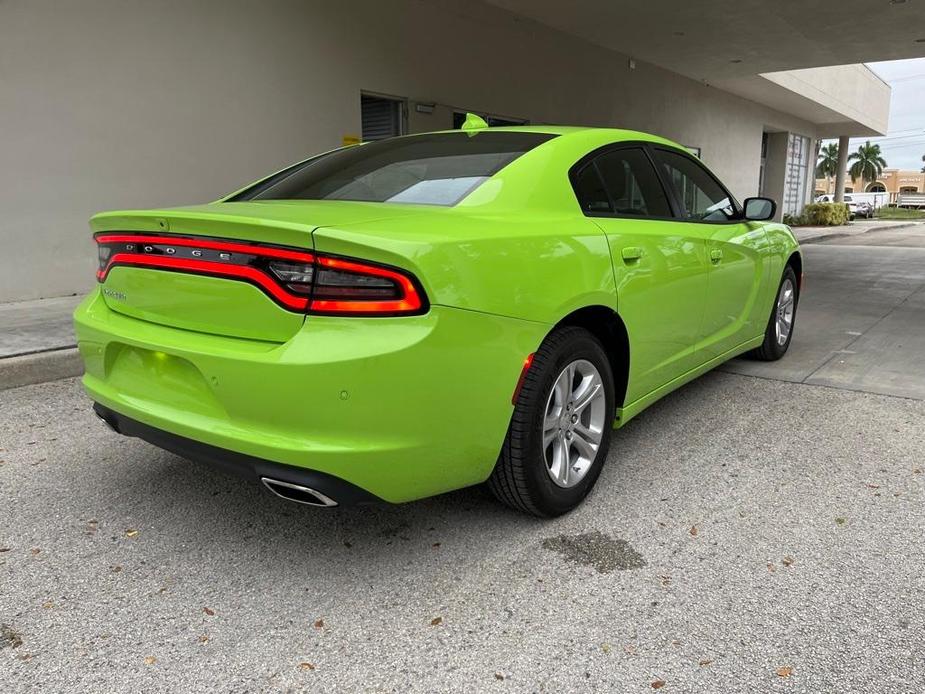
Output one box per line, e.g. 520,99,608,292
801,202,850,226
782,212,807,226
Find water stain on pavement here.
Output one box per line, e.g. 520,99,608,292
542,531,646,573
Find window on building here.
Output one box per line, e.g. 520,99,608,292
655,149,737,221
782,133,810,217
900,186,919,193
867,182,886,192
232,131,556,206
759,132,769,197
361,93,406,141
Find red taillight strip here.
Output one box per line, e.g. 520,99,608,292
98,254,309,310
310,256,423,315
95,233,427,316
95,234,314,263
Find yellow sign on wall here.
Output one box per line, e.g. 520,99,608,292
342,135,361,147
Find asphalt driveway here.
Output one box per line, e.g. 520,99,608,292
2,227,924,692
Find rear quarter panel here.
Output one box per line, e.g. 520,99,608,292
312,211,618,324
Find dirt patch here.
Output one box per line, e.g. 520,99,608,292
1,623,23,649
542,531,646,574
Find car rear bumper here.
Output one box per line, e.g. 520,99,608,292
93,401,381,506
74,289,548,503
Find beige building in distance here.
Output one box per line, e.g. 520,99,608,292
816,168,925,201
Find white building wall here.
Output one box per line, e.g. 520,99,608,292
0,0,824,303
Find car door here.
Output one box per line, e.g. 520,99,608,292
572,145,712,403
651,148,770,362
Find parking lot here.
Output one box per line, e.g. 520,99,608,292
2,227,924,692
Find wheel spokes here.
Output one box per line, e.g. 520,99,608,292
541,358,608,489
573,380,603,415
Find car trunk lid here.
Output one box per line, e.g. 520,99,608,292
91,201,421,342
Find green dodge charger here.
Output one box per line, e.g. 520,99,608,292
75,116,801,517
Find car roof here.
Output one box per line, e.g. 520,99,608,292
431,124,687,151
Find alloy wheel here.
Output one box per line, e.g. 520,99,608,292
542,359,607,488
775,277,795,346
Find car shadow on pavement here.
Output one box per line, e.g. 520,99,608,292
104,441,545,574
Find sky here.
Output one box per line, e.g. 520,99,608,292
822,57,925,172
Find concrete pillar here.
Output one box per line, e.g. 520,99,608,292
834,135,850,203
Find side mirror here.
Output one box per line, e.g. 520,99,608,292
743,197,776,221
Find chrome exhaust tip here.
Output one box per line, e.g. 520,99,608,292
260,477,338,508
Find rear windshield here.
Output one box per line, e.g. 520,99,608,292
230,131,556,206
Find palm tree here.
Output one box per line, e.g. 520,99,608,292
848,141,887,185
816,142,839,181
921,153,924,174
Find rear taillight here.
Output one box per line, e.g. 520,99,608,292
95,233,427,316
265,256,424,314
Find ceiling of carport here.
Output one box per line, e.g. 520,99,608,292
484,0,925,81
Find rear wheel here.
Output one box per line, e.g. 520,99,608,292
750,265,799,361
488,327,615,517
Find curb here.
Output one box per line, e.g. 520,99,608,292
0,348,83,391
796,221,920,245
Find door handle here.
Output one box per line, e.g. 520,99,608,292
621,246,644,262
710,249,724,263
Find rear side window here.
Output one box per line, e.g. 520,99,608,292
232,131,556,206
573,165,612,214
655,149,738,221
572,147,672,218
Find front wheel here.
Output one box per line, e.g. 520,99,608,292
488,327,615,517
750,265,799,361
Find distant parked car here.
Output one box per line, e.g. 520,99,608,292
855,201,873,218
815,193,856,220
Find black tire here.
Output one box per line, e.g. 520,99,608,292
487,326,616,517
750,264,799,361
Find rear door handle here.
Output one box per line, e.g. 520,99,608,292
710,249,724,263
621,246,644,262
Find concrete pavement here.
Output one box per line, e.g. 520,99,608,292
792,219,921,244
0,295,81,358
2,228,925,692
723,224,925,400
0,296,83,391
2,372,923,692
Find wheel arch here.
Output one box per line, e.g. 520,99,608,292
786,250,803,293
553,305,630,408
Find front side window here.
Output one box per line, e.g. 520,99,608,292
233,131,555,206
656,149,738,222
573,147,672,217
